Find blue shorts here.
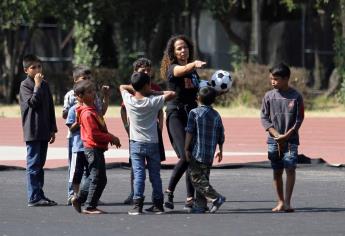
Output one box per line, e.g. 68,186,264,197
267,143,298,170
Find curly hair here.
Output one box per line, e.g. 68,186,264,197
160,35,194,80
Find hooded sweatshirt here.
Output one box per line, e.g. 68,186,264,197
76,105,112,150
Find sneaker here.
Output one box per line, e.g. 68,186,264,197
128,205,143,215
42,196,58,206
82,207,106,214
183,198,194,212
145,205,165,214
123,194,134,205
190,206,206,214
71,196,82,213
28,198,57,207
67,196,73,206
164,191,174,209
210,196,226,213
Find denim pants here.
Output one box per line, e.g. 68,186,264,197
130,141,163,201
26,141,48,203
83,148,107,208
67,137,74,197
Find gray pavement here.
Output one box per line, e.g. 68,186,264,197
1,163,345,236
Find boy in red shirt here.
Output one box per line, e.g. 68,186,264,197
72,79,121,214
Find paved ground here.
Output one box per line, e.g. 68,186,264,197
0,165,344,236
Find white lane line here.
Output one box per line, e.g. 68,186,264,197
0,146,266,161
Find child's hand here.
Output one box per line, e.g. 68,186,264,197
34,73,44,87
215,151,223,163
110,134,121,148
102,85,110,97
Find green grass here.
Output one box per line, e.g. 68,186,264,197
1,103,345,118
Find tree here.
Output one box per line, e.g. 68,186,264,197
0,0,74,103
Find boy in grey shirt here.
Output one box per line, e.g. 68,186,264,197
120,72,175,215
260,63,304,213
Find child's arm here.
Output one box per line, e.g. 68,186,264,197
108,132,121,148
215,143,223,163
157,109,164,131
69,122,80,133
184,132,193,162
119,84,135,94
120,105,129,135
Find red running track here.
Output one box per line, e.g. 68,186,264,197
0,117,344,168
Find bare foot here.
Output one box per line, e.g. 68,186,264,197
272,202,285,212
82,208,107,214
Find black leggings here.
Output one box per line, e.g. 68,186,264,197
166,109,194,199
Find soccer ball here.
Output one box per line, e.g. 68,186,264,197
210,70,232,92
199,80,210,89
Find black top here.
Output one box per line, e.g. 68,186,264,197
19,76,57,142
166,64,199,110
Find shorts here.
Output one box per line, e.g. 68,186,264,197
267,143,298,170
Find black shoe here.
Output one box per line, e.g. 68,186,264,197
210,196,226,213
128,198,144,215
42,196,58,206
164,191,174,209
28,198,57,207
145,205,165,214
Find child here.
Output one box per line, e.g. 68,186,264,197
63,65,109,205
184,86,226,214
66,103,90,205
260,62,304,212
121,57,165,205
19,54,58,207
120,72,175,215
72,80,121,214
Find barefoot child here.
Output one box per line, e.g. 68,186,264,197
260,63,304,212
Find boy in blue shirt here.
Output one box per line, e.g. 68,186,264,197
185,86,226,213
261,63,304,212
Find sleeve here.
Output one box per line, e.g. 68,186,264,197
217,117,225,145
292,94,305,131
63,91,73,113
151,95,165,111
83,112,113,144
185,111,196,134
20,82,42,109
167,64,177,81
121,90,130,106
260,93,273,131
47,83,58,133
66,106,76,126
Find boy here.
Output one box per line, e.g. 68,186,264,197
185,86,226,214
72,80,121,214
121,57,165,205
63,65,109,205
260,62,304,212
120,72,175,215
66,103,90,206
19,54,58,207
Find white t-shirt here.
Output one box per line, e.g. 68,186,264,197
121,90,164,143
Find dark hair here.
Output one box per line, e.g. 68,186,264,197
199,86,217,106
133,57,152,71
269,62,290,79
23,54,41,69
72,65,92,81
73,79,94,97
160,34,194,80
131,72,150,91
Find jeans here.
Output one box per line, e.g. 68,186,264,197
166,109,194,198
268,143,298,170
26,141,48,203
130,141,163,201
83,148,107,208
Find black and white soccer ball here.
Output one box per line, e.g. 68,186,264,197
198,80,210,89
210,70,233,92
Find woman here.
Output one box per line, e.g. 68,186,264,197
160,35,206,210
